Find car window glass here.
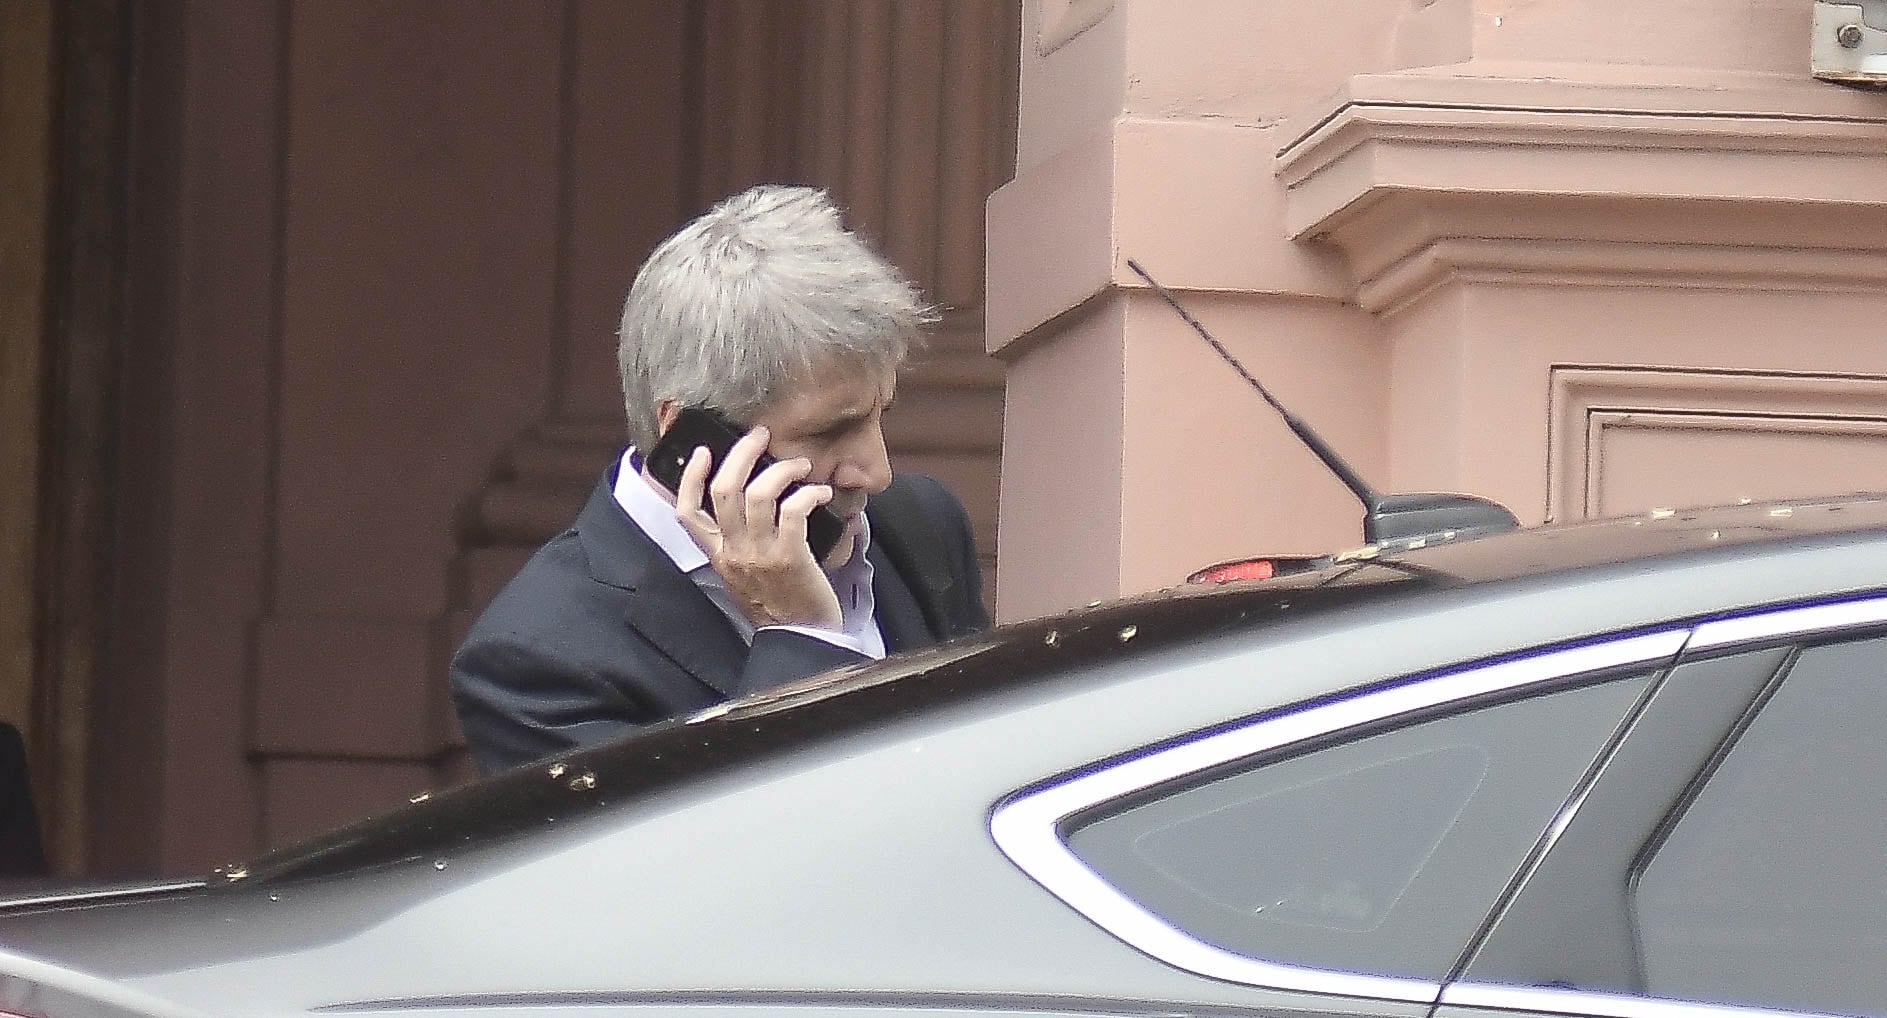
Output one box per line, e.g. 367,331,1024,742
1458,647,1789,994
1634,634,1887,1016
1067,672,1651,982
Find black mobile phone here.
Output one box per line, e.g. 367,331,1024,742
645,406,847,561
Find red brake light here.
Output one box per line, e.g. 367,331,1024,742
1186,558,1276,584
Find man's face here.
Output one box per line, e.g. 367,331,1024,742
749,363,897,523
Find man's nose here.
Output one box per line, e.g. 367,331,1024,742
831,423,892,493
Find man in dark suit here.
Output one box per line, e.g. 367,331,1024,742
451,185,990,775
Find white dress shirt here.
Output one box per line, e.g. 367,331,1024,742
611,448,886,659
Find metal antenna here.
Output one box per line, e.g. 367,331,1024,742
1126,258,1381,514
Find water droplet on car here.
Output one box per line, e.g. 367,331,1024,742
1770,507,1794,518
1043,630,1060,647
1650,508,1676,520
547,763,567,778
408,791,431,804
222,866,248,882
268,894,280,902
433,859,448,871
1117,625,1138,643
569,772,597,791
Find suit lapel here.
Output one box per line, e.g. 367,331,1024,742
869,539,930,652
575,464,941,683
574,469,748,699
863,477,959,642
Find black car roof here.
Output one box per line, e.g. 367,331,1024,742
233,492,1887,887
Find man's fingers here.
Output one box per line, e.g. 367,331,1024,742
708,426,770,528
775,481,834,548
744,457,815,536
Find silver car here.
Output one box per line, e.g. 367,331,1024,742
1,494,1886,1018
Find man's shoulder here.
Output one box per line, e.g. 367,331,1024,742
463,529,608,636
875,472,969,524
884,470,946,499
463,478,663,642
868,471,989,636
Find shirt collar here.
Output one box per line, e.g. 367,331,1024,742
612,448,712,573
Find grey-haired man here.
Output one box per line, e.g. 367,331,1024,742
450,186,990,775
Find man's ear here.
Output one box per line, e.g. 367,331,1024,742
654,398,681,436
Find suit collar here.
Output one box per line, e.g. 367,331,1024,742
575,466,748,698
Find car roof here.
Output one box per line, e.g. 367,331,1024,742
1319,490,1887,588
233,491,1887,887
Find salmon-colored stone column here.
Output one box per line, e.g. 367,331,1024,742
988,2,1399,621
1276,0,1887,525
993,0,1887,622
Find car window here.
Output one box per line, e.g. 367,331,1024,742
1455,646,1792,997
1632,634,1887,1016
1064,672,1652,984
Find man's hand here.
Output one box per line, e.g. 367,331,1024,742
674,425,844,631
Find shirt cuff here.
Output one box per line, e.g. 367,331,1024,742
763,624,871,657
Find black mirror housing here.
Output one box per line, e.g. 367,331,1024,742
1365,493,1520,545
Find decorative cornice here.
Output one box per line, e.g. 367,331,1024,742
1359,226,1887,316
1275,62,1887,313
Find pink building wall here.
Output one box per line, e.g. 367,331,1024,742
990,0,1887,621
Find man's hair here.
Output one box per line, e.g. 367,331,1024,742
617,185,935,450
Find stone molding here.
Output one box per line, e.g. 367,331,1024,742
1277,62,1887,313
1034,0,1113,56
986,115,1360,360
1547,365,1887,522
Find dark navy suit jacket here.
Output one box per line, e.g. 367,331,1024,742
450,467,988,774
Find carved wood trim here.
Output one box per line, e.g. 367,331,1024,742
0,0,55,876
32,0,135,874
